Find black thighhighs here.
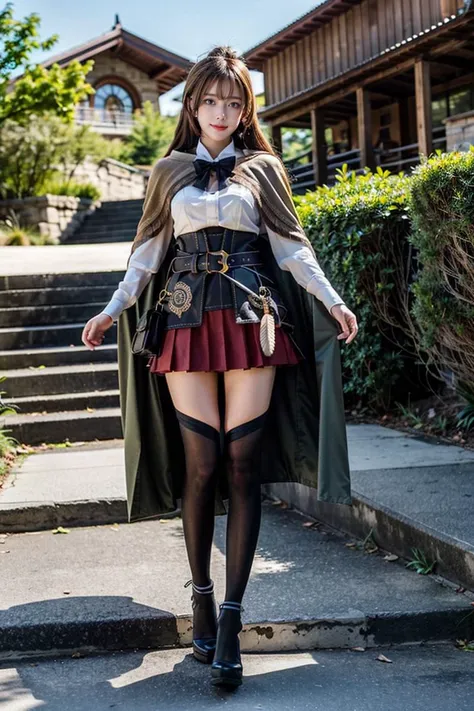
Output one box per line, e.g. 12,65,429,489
211,410,268,689
175,408,221,664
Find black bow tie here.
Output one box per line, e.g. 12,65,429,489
192,155,236,192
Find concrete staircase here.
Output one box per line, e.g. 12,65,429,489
0,271,125,445
65,199,143,244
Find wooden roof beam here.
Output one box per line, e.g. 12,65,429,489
442,28,474,41
452,47,474,59
429,37,473,57
149,65,176,80
372,78,415,95
431,56,474,70
431,70,474,95
324,109,355,120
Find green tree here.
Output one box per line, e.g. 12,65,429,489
0,114,116,198
57,123,121,184
282,128,312,161
120,101,176,165
0,2,93,125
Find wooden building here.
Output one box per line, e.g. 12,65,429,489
243,0,474,191
42,16,193,137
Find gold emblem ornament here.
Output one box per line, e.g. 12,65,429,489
168,281,192,318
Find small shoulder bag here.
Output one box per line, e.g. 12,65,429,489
131,286,171,358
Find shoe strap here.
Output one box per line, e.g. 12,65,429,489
219,600,245,613
184,578,214,594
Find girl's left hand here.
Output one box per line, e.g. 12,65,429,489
329,304,358,344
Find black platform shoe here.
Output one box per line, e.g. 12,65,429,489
210,601,244,688
184,579,218,664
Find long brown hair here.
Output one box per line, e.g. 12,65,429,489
164,46,292,192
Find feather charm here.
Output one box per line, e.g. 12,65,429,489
259,294,276,356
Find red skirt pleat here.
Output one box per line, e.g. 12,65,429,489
147,307,303,375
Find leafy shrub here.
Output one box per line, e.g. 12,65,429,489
0,114,113,199
0,211,54,246
295,165,419,409
0,375,19,481
408,148,474,386
0,226,50,246
43,177,101,201
119,101,177,166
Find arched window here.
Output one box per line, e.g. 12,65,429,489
94,84,134,113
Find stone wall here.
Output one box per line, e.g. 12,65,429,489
73,158,146,201
445,110,474,151
0,196,95,243
87,51,160,109
0,159,146,243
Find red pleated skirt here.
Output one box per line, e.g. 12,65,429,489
147,307,304,375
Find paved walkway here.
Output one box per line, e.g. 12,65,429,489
0,243,130,275
1,411,474,660
1,493,472,660
2,423,474,549
2,643,473,711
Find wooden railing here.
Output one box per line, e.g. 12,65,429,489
327,148,361,180
284,150,314,193
74,107,134,134
284,127,447,191
284,147,362,193
374,126,446,173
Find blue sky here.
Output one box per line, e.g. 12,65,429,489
12,0,323,114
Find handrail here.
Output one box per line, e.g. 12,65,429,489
327,149,360,164
285,127,447,187
74,107,134,128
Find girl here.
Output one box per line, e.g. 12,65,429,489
82,45,358,689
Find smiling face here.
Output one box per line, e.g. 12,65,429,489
191,78,245,149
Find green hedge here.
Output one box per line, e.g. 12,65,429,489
295,166,413,409
42,177,101,201
294,151,474,410
408,148,474,386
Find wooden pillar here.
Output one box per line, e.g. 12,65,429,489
310,107,327,186
356,87,375,170
415,59,432,157
271,124,283,156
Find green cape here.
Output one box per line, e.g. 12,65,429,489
117,236,352,524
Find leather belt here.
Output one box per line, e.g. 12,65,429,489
171,249,263,275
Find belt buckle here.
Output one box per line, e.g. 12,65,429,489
206,249,229,274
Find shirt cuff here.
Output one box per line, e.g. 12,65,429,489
306,274,346,314
100,299,127,323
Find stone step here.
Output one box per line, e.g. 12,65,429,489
0,271,124,291
73,222,138,235
100,199,143,209
66,232,134,244
1,407,122,445
71,225,138,239
3,389,120,414
0,343,117,369
88,211,142,222
1,500,473,658
78,211,143,226
0,301,110,328
2,362,118,397
77,216,141,231
0,322,117,349
0,285,115,308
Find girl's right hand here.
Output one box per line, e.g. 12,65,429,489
82,313,114,350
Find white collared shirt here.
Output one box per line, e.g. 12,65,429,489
101,137,345,321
